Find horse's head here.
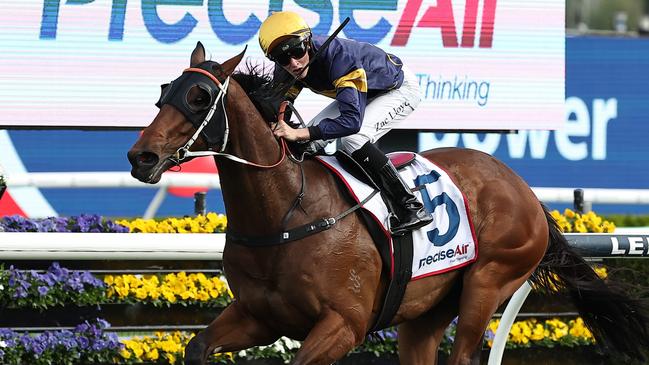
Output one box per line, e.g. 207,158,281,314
128,42,246,183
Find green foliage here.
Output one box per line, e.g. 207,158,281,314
603,214,649,227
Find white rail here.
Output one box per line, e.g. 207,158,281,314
0,232,225,260
532,187,649,205
5,172,220,189
4,172,221,218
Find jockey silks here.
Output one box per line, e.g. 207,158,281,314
282,35,406,141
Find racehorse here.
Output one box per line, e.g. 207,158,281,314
127,42,649,365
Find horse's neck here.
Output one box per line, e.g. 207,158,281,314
217,82,301,235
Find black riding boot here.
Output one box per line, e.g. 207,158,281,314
352,142,432,235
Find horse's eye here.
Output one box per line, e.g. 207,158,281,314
187,86,212,112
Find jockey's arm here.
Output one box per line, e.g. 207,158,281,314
274,87,366,144
308,86,366,141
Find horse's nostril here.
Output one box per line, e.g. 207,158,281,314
135,152,159,168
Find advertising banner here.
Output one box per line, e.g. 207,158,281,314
1,36,646,217
0,0,564,130
418,37,649,213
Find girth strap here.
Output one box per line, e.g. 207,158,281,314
370,231,414,332
227,189,379,247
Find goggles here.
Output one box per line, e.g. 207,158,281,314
269,38,309,66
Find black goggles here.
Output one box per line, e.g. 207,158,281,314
269,39,308,66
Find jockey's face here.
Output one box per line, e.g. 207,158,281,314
283,49,309,80
270,38,310,80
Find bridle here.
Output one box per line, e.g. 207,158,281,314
166,66,287,169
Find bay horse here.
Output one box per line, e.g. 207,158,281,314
127,42,649,365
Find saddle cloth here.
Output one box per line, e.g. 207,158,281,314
315,152,478,280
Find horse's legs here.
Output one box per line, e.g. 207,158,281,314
397,287,460,365
290,310,363,365
445,274,498,365
446,265,530,365
184,302,278,365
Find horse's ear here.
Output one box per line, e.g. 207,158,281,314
190,41,206,67
219,45,247,76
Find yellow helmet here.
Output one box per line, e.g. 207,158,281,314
258,11,311,56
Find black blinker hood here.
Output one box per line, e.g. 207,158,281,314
155,61,227,148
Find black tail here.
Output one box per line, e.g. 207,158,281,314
529,204,649,361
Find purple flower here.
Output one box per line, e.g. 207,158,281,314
36,217,56,232
48,262,69,281
105,220,130,233
37,286,49,296
76,336,89,350
484,328,495,341
81,271,105,288
41,272,56,286
14,286,28,298
0,328,16,340
0,214,128,233
75,322,90,333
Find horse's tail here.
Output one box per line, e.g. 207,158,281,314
529,204,649,361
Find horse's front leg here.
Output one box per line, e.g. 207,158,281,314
184,302,278,365
291,309,365,365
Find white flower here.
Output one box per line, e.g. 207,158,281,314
282,337,302,350
0,340,7,348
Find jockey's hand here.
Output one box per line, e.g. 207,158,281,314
272,119,310,142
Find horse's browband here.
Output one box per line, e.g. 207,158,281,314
184,67,223,87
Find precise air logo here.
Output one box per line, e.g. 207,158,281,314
418,243,470,269
392,0,497,48
39,0,497,47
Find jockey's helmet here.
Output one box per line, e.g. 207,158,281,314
258,11,311,57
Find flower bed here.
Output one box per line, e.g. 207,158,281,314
550,209,615,233
0,316,598,365
0,319,121,365
0,209,611,234
0,210,621,364
0,214,128,233
116,213,227,233
104,272,232,307
0,263,232,310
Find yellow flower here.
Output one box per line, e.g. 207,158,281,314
530,323,545,341
104,275,114,285
146,348,159,361
119,348,131,359
118,213,228,233
593,266,608,279
135,287,148,300
551,209,615,233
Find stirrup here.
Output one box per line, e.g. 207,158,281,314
386,213,402,236
390,212,433,236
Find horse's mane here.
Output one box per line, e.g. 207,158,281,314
231,61,284,123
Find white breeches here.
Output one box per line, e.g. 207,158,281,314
307,66,422,154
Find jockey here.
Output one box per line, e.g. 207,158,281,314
258,11,432,235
